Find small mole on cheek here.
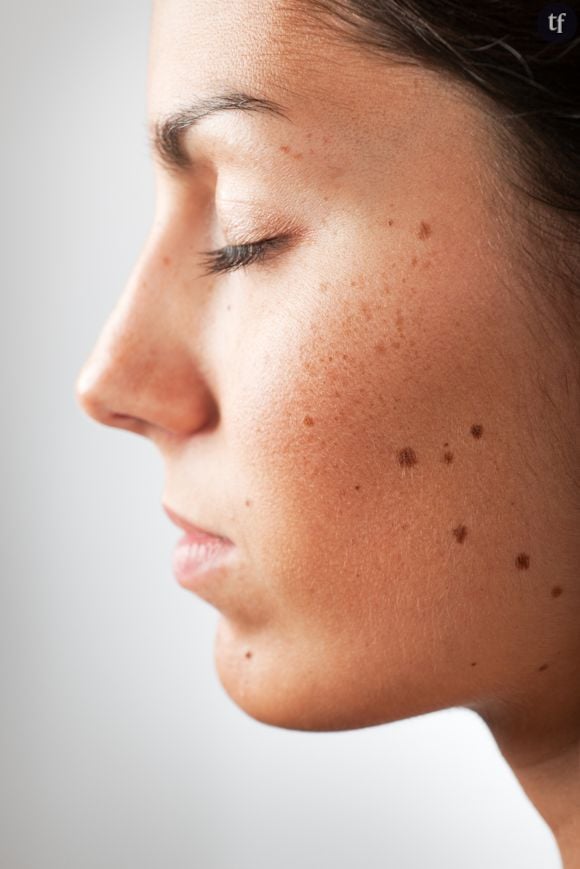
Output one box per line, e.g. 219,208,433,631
245,499,252,507
279,144,290,153
354,485,361,491
538,663,549,672
551,585,563,598
398,447,418,467
515,552,530,570
452,524,468,543
443,451,454,464
470,424,484,439
303,415,315,427
162,255,171,267
245,651,253,660
470,662,477,667
418,221,432,240
411,256,418,266
388,219,394,227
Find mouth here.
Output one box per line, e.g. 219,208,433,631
162,503,233,544
163,503,237,592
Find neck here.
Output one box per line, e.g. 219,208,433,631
474,696,580,867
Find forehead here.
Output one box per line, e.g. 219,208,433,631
147,0,417,147
149,0,320,115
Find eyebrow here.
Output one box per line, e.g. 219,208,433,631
148,90,292,174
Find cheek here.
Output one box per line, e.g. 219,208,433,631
224,248,553,712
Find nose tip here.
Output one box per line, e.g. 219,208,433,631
75,359,114,427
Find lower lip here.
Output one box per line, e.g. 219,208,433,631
172,532,236,589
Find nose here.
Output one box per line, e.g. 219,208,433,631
75,235,218,439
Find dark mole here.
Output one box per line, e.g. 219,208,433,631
443,442,449,447
418,221,432,240
551,585,563,598
245,651,253,659
443,451,454,464
515,552,530,570
398,447,418,467
303,415,315,426
470,424,483,439
245,499,252,507
470,662,477,667
452,524,468,543
538,663,549,672
354,485,361,491
388,219,394,227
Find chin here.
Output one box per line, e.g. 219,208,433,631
212,616,438,732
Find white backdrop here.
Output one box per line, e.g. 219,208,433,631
0,3,562,867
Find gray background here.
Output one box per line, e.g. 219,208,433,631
0,3,563,868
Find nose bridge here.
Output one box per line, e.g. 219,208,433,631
75,229,217,437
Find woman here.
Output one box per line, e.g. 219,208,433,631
75,1,580,862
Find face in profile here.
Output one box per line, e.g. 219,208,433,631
76,0,579,750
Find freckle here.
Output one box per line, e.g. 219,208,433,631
280,144,290,153
374,340,387,354
453,524,468,543
354,485,361,491
388,219,394,227
515,552,530,570
162,255,171,267
443,451,454,464
398,447,418,467
538,663,548,672
470,424,483,439
342,353,349,361
245,499,252,507
292,152,303,160
471,662,477,667
418,220,432,240
304,415,315,426
245,651,253,660
411,256,418,266
444,442,449,447
551,585,563,598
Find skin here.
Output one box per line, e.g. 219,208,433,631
75,0,580,862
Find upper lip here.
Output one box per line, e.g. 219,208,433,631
163,504,232,543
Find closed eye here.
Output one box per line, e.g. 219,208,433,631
198,235,291,277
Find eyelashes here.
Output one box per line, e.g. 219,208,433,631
198,234,291,277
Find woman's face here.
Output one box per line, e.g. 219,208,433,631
77,0,579,741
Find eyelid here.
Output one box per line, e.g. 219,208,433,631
198,234,292,277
